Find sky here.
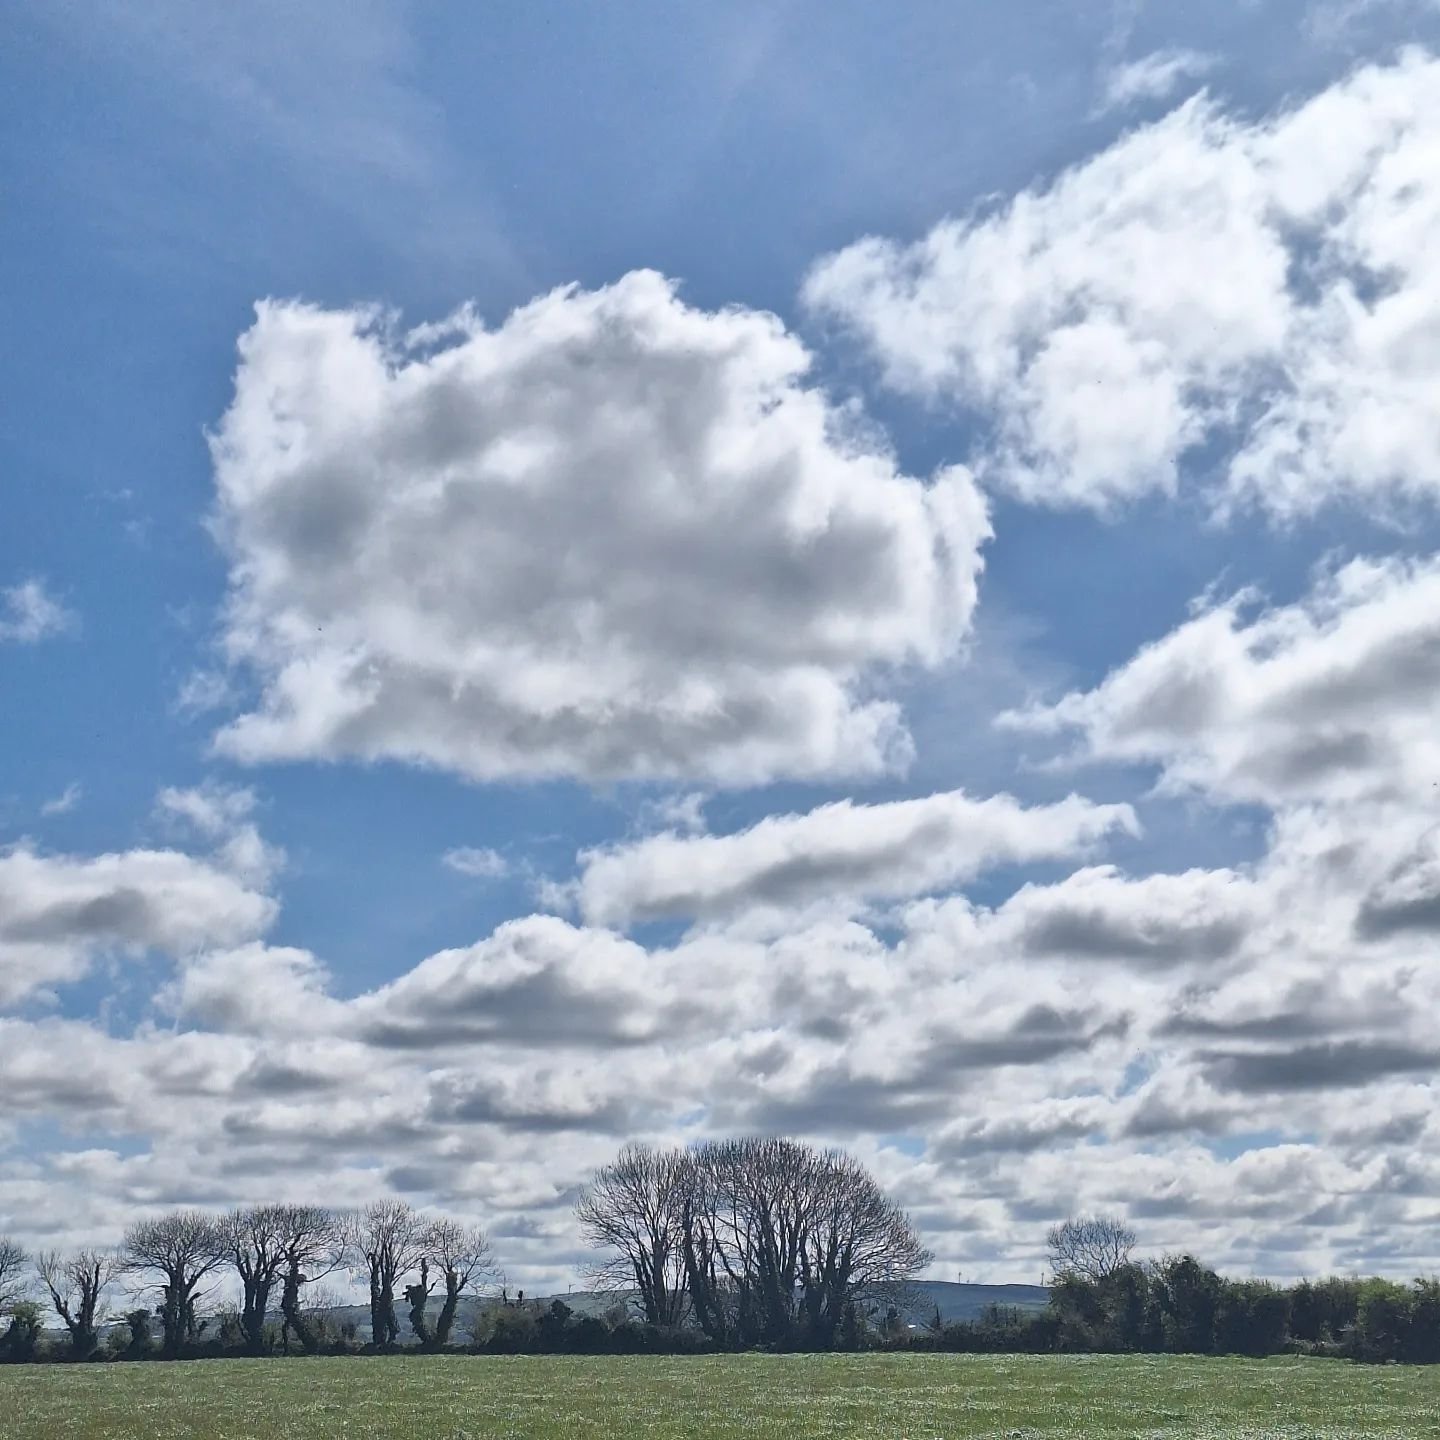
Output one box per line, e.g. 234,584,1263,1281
4,0,1440,1293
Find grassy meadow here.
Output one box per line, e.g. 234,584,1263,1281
3,1352,1439,1439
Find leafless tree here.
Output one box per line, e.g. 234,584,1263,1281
425,1219,494,1349
35,1248,120,1357
798,1148,932,1346
123,1211,224,1358
219,1205,288,1355
581,1137,930,1347
576,1143,689,1327
1046,1214,1137,1283
349,1201,426,1348
275,1205,346,1355
682,1136,822,1346
0,1238,27,1313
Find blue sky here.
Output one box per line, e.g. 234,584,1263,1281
5,0,1440,1289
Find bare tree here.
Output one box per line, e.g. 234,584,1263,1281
425,1219,494,1349
275,1205,346,1355
123,1211,224,1358
349,1201,426,1348
219,1206,288,1355
0,1238,27,1313
576,1143,689,1328
581,1137,931,1348
35,1249,120,1358
799,1148,932,1346
685,1136,823,1346
1046,1214,1137,1283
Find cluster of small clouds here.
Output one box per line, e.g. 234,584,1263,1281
805,49,1440,518
7,49,1440,1287
5,692,1440,1280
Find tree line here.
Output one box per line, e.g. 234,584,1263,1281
2,1149,1437,1365
575,1138,931,1349
0,1201,492,1362
908,1214,1440,1366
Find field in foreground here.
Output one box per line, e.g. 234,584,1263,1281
4,1352,1439,1439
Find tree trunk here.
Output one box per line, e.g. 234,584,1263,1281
68,1320,98,1359
378,1278,399,1347
241,1276,274,1355
434,1272,463,1349
280,1263,320,1354
160,1279,183,1359
368,1262,386,1348
406,1259,433,1348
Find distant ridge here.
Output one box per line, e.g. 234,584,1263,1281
301,1280,1050,1344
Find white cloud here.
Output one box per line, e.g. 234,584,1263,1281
352,916,665,1051
638,791,709,835
4,780,1440,1285
993,864,1258,967
1001,553,1440,808
174,668,235,715
1309,0,1440,43
155,782,282,888
805,50,1440,518
0,579,76,644
442,846,510,880
156,781,258,838
159,941,342,1036
1097,49,1216,113
40,783,82,817
0,842,277,1008
208,271,989,786
575,788,1138,929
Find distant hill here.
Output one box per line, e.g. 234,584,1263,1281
902,1281,1049,1324
316,1280,1049,1344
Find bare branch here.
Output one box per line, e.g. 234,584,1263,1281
1046,1214,1137,1282
0,1238,27,1312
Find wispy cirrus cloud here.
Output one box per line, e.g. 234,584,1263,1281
1096,49,1216,113
442,846,510,881
40,783,82,817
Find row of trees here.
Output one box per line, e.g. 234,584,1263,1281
911,1258,1440,1365
6,1162,1438,1366
575,1138,931,1348
0,1202,492,1361
898,1214,1440,1366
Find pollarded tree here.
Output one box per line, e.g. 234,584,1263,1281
275,1204,347,1355
576,1142,689,1328
350,1201,427,1348
1045,1214,1137,1283
219,1205,290,1355
123,1211,224,1358
35,1248,120,1358
425,1219,495,1349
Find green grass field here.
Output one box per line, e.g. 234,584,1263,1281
3,1352,1438,1439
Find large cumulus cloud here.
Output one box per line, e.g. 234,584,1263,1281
207,271,989,786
